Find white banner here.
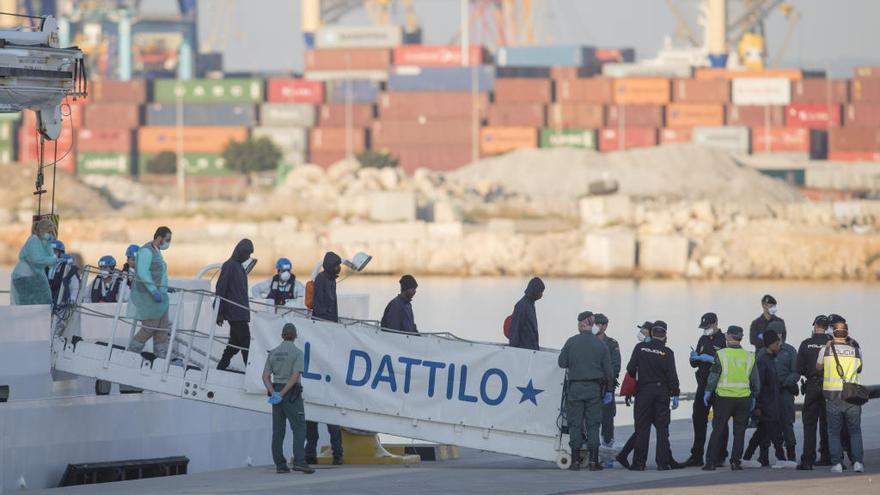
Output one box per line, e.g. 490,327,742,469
246,313,565,438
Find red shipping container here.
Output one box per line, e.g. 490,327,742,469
388,145,474,173
726,105,785,127
829,128,880,152
671,79,730,103
309,128,366,153
309,150,349,168
372,120,473,147
494,79,552,103
598,127,657,152
612,78,670,105
596,48,635,63
785,103,841,128
393,45,484,67
791,80,849,104
18,127,75,173
665,103,725,127
378,92,489,119
86,79,147,103
23,102,83,129
267,79,324,104
606,105,664,128
84,102,141,128
318,103,375,127
305,49,390,71
751,127,810,152
855,67,880,78
547,103,604,128
550,67,579,80
487,103,545,127
844,103,880,127
556,78,613,103
78,128,133,152
852,78,880,102
828,151,880,162
659,128,692,145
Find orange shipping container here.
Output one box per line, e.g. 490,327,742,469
606,105,664,128
855,67,880,78
84,102,141,128
547,103,604,128
845,103,880,127
373,120,472,147
310,127,366,153
694,68,803,81
86,79,148,103
612,78,670,105
751,127,810,152
318,103,375,127
378,92,489,119
78,128,133,152
304,48,390,71
487,103,545,127
659,128,692,145
665,103,725,127
791,79,849,104
598,127,657,152
828,151,880,162
24,103,83,129
726,105,786,127
852,78,880,102
671,79,730,103
494,79,552,103
137,127,248,153
479,127,537,155
309,150,349,168
555,78,613,103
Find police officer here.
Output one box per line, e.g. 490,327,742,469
558,311,613,471
796,315,833,469
593,313,620,453
703,325,760,471
684,312,728,467
749,294,784,350
262,323,315,474
626,320,681,471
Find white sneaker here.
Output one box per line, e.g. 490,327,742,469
831,463,844,473
741,460,763,469
853,462,864,473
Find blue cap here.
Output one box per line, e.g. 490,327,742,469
98,255,116,268
125,244,140,257
52,240,65,253
276,257,292,271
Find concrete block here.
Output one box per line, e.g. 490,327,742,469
583,230,636,276
427,222,464,239
368,191,417,222
832,201,863,221
330,222,427,244
638,234,689,275
487,218,516,234
579,195,632,227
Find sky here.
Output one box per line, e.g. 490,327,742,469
142,0,880,77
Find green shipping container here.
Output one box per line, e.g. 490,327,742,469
758,168,806,186
0,121,16,143
539,128,597,149
138,152,234,176
0,141,14,163
77,152,132,175
0,112,21,122
153,79,264,104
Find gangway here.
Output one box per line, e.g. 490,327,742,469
50,267,577,469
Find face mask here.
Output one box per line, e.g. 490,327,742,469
824,327,833,336
701,328,713,336
279,271,291,282
768,306,777,316
159,241,170,250
638,331,650,343
43,233,54,242
591,325,600,335
100,269,110,277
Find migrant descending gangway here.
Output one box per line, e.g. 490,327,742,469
50,271,575,468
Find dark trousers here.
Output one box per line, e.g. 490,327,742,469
745,419,785,462
690,384,729,462
707,396,751,465
601,400,616,445
632,383,672,468
801,382,830,463
306,421,343,460
271,384,306,469
779,390,796,451
218,321,250,370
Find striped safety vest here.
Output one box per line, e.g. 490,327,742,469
822,343,861,394
716,347,755,398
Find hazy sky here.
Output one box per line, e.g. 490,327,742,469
143,0,879,77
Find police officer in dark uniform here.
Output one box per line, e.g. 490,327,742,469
684,312,728,467
558,311,614,471
749,294,784,350
796,315,833,469
626,320,681,471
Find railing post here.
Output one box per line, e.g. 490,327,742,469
184,291,205,369
103,279,127,369
202,296,221,385
162,290,184,381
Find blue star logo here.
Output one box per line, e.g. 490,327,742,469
517,379,544,406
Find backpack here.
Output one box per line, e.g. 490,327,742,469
503,314,513,339
305,280,315,309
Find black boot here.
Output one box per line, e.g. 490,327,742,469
682,456,704,467
615,451,631,470
786,447,797,462
588,449,603,471
796,456,813,471
569,453,582,471
669,458,687,470
730,460,743,471
815,455,833,467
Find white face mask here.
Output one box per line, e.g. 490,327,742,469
591,325,600,335
768,306,777,316
824,327,833,336
100,269,111,278
279,271,291,282
702,328,714,336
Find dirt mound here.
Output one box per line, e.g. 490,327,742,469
0,163,115,218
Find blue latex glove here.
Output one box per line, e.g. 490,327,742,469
689,351,699,361
750,398,756,412
671,396,680,410
603,392,613,405
698,354,715,364
757,333,763,342
703,391,712,407
268,392,282,405
152,291,162,303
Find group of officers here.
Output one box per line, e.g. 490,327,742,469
556,293,866,474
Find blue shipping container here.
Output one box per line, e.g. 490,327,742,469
145,103,258,126
497,45,597,68
387,66,494,92
325,80,382,103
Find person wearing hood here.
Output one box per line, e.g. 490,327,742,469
508,277,544,350
380,275,418,333
11,218,58,305
216,239,254,371
768,320,800,463
742,330,786,467
312,252,342,323
749,294,784,350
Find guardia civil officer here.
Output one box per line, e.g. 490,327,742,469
593,313,620,452
684,312,728,467
558,311,613,471
262,323,315,474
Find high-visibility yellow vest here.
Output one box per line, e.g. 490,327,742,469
716,347,754,398
822,344,861,392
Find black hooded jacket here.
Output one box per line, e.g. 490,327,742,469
216,239,253,323
508,277,544,350
313,252,341,322
381,295,417,333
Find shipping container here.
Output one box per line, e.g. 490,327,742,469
84,102,141,129
694,68,803,81
325,80,382,104
555,78,613,103
854,67,880,78
496,67,552,79
251,126,308,152
606,105,664,128
539,128,597,149
549,67,594,80
267,79,324,104
692,126,750,153
309,127,366,153
612,78,670,105
18,127,75,173
852,78,880,102
546,103,605,128
757,168,805,186
659,128,692,145
316,25,402,48
731,78,791,105
137,127,248,153
672,79,730,103
372,120,473,147
827,151,880,162
145,103,257,127
785,103,841,128
378,92,489,119
153,79,264,104
23,103,83,129
308,150,349,168
602,63,692,78
829,128,880,152
487,102,546,127
0,120,16,143
388,66,494,92
318,103,375,127
665,103,725,127
844,103,880,127
77,151,132,175
0,144,13,164
303,70,389,82
597,127,657,151
751,127,810,152
393,45,485,67
87,79,148,103
78,128,133,152
497,46,597,68
726,104,786,127
479,127,537,155
493,79,552,103
138,152,233,176
596,48,636,63
259,103,317,127
390,145,474,174
305,48,391,71
790,79,849,104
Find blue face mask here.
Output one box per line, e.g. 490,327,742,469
43,233,54,242
159,241,170,251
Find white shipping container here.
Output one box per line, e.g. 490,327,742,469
304,70,389,82
731,78,791,105
692,126,750,153
252,126,309,152
316,25,402,49
602,63,692,78
259,104,317,127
